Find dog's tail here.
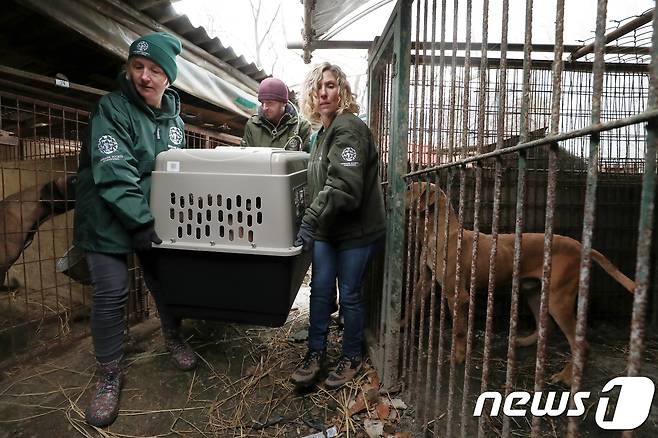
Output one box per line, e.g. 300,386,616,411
591,249,636,293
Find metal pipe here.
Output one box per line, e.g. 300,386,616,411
569,8,653,61
567,1,608,436
620,5,658,438
302,0,315,63
531,0,565,436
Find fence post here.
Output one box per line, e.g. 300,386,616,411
373,0,412,390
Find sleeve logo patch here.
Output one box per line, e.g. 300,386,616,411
98,135,119,154
169,127,184,145
341,146,358,162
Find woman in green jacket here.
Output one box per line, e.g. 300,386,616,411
74,32,196,427
291,63,385,389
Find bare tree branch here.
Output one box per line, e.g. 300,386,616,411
257,4,281,47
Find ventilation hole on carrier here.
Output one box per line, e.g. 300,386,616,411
218,210,224,222
186,224,192,236
198,197,203,209
170,193,176,205
256,197,261,209
179,196,184,208
228,214,233,226
237,211,243,223
229,229,234,241
207,194,213,206
239,227,244,238
236,195,242,207
206,210,212,221
177,227,182,238
197,212,202,224
246,198,252,211
219,226,225,237
196,227,201,239
188,209,193,221
189,193,194,205
217,194,222,206
247,215,253,227
170,208,174,220
257,212,262,224
227,198,232,210
179,211,184,223
248,230,253,242
205,225,210,237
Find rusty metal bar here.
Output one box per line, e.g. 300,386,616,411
433,168,453,430
414,0,431,419
446,0,460,161
447,0,473,434
567,1,608,436
435,0,448,165
372,0,412,391
501,0,533,436
460,1,488,436
446,166,467,437
410,55,651,73
403,0,424,396
419,0,441,417
569,8,653,61
410,41,650,55
302,0,315,63
531,0,565,436
477,0,509,435
620,6,658,438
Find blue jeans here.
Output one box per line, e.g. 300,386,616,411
308,240,379,358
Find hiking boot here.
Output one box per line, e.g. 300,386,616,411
163,330,197,371
324,356,362,389
290,350,326,386
86,357,123,427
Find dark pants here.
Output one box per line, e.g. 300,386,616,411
85,251,178,363
308,240,379,358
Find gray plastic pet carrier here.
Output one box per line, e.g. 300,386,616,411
149,146,311,326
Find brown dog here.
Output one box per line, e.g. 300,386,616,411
407,181,635,384
0,175,76,289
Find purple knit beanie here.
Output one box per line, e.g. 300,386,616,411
258,77,289,103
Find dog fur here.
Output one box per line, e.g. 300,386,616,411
407,181,635,385
0,175,76,289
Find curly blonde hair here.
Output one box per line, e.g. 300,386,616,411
300,63,360,124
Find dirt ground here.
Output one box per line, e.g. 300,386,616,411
2,282,657,437
0,286,418,438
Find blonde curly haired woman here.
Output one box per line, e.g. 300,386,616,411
291,63,385,389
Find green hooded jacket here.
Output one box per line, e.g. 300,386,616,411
303,112,385,249
74,73,186,253
240,104,312,152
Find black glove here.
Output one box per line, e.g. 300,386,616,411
131,222,162,251
294,221,315,252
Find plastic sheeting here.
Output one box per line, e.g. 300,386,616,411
20,0,259,118
311,0,364,36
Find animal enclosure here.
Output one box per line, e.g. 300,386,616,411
0,91,237,368
365,1,657,437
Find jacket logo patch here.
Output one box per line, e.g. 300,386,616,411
169,127,184,145
341,147,358,162
136,41,149,52
98,135,119,154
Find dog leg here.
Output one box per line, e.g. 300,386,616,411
446,279,468,364
515,286,550,348
548,297,581,386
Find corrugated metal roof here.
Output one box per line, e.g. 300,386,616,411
126,0,269,83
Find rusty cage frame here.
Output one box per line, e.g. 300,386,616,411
365,0,657,436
